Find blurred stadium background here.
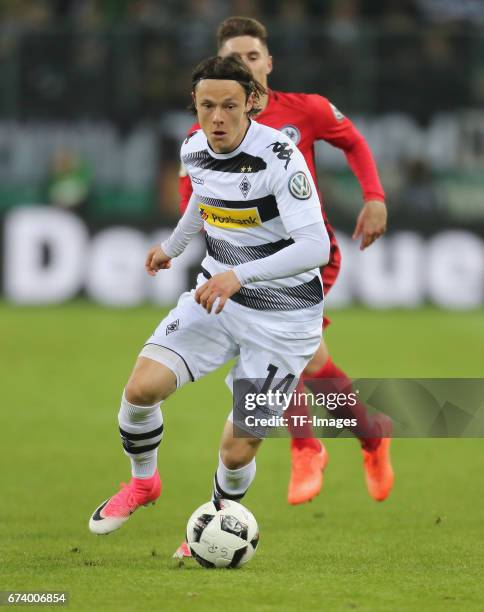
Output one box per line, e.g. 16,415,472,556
2,3,484,609
1,0,483,309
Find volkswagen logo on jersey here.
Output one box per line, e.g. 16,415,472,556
288,171,312,200
280,124,301,144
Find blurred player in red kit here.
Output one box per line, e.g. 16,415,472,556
179,17,393,508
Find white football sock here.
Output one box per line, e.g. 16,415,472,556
118,392,163,479
212,455,256,502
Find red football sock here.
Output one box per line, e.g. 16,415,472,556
291,437,322,452
285,379,322,452
304,358,381,451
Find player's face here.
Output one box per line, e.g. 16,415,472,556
193,79,253,153
218,36,272,89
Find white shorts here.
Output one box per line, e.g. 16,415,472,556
145,282,322,404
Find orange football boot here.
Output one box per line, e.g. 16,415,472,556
288,443,329,505
362,414,394,501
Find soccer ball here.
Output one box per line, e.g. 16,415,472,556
186,499,259,568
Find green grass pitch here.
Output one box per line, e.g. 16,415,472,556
1,303,484,611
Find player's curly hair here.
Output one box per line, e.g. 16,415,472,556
217,17,268,50
190,55,266,117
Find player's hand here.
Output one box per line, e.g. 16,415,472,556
195,271,241,314
352,200,387,250
145,245,172,276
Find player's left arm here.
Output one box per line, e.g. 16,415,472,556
308,94,387,250
232,144,330,286
195,270,241,315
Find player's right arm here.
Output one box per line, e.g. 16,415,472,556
178,123,200,214
145,245,172,276
145,193,203,276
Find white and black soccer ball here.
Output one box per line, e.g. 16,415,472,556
186,499,259,568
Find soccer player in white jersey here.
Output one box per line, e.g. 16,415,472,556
88,55,330,538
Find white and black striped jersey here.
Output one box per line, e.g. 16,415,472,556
165,119,329,314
